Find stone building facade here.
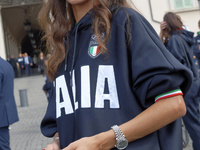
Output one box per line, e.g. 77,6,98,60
0,0,199,59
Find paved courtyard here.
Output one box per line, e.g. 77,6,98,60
9,75,193,150
10,75,52,150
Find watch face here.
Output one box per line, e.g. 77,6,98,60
117,140,128,149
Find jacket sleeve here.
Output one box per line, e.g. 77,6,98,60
29,56,33,64
43,77,53,92
40,85,57,137
127,10,192,108
167,34,199,80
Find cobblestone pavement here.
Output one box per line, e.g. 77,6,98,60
9,75,193,150
10,75,52,150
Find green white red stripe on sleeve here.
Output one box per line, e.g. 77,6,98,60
155,89,183,103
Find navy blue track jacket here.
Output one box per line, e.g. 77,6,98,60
41,7,192,149
167,30,198,79
167,29,200,150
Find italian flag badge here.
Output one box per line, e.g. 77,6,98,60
89,46,100,57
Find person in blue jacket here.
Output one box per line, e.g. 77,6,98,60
160,12,200,150
0,57,19,150
24,52,33,76
39,1,193,150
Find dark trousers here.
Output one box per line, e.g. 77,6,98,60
182,79,200,150
20,66,24,77
13,67,18,78
0,126,10,150
25,64,31,76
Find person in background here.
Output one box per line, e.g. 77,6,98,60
194,20,200,48
6,55,11,64
9,55,18,78
39,1,193,150
17,53,25,77
193,20,200,76
33,54,39,72
24,52,33,76
38,52,45,76
160,12,200,150
0,57,19,150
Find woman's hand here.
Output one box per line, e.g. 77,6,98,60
159,21,169,43
63,131,116,150
160,21,167,30
63,137,100,150
43,138,60,150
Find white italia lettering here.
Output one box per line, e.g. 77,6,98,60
81,66,91,108
95,65,119,108
55,65,120,118
72,70,78,110
56,75,74,118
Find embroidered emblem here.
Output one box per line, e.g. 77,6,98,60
88,34,104,58
89,45,100,57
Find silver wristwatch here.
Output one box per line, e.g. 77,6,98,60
111,125,128,150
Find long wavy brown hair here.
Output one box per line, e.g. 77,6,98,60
164,12,183,34
38,0,131,81
160,12,183,44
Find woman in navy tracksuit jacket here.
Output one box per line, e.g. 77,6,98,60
160,12,200,150
39,1,193,150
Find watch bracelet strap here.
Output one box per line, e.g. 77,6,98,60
111,125,126,142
